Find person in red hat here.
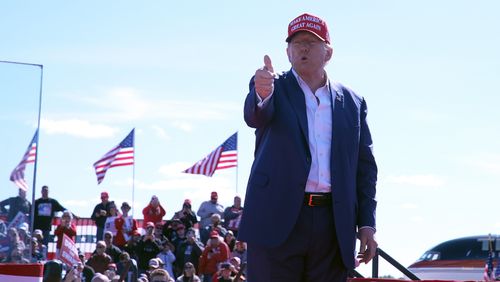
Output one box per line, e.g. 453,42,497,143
91,191,112,241
172,198,198,229
197,191,224,230
240,12,378,281
142,195,166,227
199,231,229,282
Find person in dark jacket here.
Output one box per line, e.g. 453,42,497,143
175,228,204,277
104,231,122,263
223,196,243,237
172,199,198,230
91,191,111,241
0,188,31,223
34,185,70,246
137,222,162,273
117,251,139,282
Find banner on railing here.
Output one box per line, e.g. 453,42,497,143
0,263,43,282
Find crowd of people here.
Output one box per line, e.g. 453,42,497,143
0,186,246,282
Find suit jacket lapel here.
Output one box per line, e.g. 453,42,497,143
331,81,345,157
283,71,309,144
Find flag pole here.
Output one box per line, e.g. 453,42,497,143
0,61,44,237
132,128,136,218
8,61,45,263
29,65,43,263
236,131,239,194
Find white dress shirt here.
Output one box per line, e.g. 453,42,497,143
291,69,333,193
256,69,334,193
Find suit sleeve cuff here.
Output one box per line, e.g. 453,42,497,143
256,89,273,108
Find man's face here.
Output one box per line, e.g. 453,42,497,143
154,226,163,236
41,187,49,198
210,196,217,204
104,233,112,245
61,213,71,225
234,197,241,207
286,31,333,76
101,195,108,204
19,189,26,198
236,242,246,251
177,226,186,237
109,206,117,216
210,237,219,246
121,206,130,215
96,244,106,255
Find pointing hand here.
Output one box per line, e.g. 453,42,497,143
254,55,277,99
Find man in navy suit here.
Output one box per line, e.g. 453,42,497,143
238,13,378,281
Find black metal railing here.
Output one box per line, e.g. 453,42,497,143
351,248,420,280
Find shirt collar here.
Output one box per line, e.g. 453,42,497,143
291,68,331,94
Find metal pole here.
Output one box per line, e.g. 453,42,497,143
378,248,421,280
30,65,43,262
0,60,42,68
132,128,136,218
372,248,379,278
1,60,45,261
236,131,239,194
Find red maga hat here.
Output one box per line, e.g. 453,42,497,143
286,13,330,44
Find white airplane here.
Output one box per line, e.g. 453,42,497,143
408,235,498,280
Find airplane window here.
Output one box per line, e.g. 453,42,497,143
418,253,429,261
419,251,440,261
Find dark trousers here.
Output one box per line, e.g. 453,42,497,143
247,205,347,282
42,229,51,246
96,226,104,242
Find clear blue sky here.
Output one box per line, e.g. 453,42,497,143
1,1,499,278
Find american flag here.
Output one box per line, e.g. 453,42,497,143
93,129,134,184
183,132,237,177
10,130,38,191
484,247,495,281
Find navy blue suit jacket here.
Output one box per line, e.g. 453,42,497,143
238,70,377,269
